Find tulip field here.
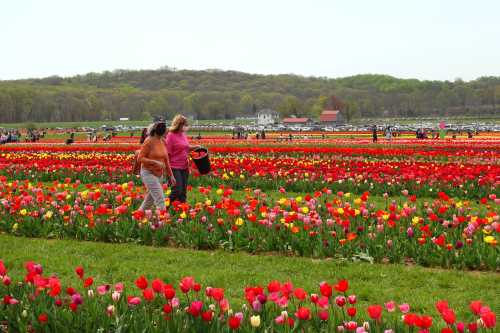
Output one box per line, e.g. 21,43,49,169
0,134,499,332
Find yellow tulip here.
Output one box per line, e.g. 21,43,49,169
250,315,261,327
484,236,496,245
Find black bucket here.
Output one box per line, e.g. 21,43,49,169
192,147,211,175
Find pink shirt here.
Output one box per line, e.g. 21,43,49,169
165,131,190,169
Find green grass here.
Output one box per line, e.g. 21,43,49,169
0,234,498,318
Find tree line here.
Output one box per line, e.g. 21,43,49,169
0,68,499,123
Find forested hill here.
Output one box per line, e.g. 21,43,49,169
0,68,499,123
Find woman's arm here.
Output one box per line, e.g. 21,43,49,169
163,155,176,186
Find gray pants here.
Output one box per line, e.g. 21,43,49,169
169,169,189,203
140,168,166,211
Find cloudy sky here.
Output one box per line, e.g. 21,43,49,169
1,0,499,81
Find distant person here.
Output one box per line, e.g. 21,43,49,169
137,121,175,211
467,130,473,139
65,132,75,145
372,125,378,143
165,115,201,203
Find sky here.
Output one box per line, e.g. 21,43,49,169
1,0,499,81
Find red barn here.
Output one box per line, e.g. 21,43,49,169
282,117,312,127
319,110,344,125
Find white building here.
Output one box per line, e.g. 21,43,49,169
256,109,279,126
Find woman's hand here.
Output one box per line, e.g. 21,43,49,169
169,175,177,186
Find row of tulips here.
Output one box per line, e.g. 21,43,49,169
0,179,498,269
1,152,498,198
0,259,497,332
1,139,499,155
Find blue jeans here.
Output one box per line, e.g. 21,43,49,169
169,169,189,203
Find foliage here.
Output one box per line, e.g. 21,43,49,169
0,69,499,123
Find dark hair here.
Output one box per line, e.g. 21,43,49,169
140,128,148,144
150,122,167,137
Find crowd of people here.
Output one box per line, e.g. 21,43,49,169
0,129,47,144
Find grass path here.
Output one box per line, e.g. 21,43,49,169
1,234,498,318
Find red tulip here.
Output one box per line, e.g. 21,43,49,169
201,310,213,322
163,303,172,314
296,306,311,321
83,277,93,288
163,284,176,299
469,300,482,315
135,276,148,290
435,300,449,314
441,309,456,325
467,322,478,333
294,288,307,300
151,279,164,293
180,276,195,293
75,266,84,279
404,313,419,326
142,288,155,302
318,310,329,321
228,316,241,329
416,315,433,329
481,311,496,329
367,304,383,321
334,279,349,293
187,301,203,317
38,313,48,324
0,260,6,276
319,281,332,297
267,280,280,293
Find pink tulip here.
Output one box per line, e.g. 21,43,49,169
114,283,124,293
385,301,396,312
127,296,141,306
97,285,108,296
399,303,410,313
